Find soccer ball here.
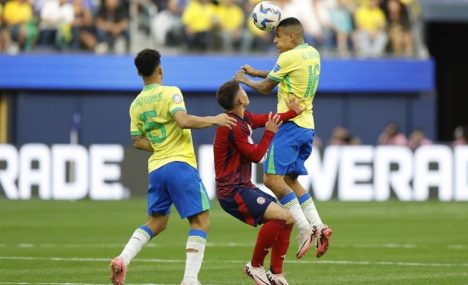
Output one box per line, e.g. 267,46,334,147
251,1,282,31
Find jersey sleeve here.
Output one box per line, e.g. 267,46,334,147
232,124,275,163
267,52,296,83
168,87,187,116
129,105,143,136
249,110,298,129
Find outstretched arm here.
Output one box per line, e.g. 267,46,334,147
242,64,270,78
250,98,305,128
234,113,282,163
234,70,278,95
236,64,277,94
173,110,236,129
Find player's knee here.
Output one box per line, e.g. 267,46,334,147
281,210,294,225
264,174,283,191
147,218,168,235
285,173,299,182
188,211,210,232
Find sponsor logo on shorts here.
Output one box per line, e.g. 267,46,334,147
257,197,266,205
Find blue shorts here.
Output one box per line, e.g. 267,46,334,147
263,121,314,176
147,161,211,219
218,187,277,227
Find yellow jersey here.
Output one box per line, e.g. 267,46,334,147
267,43,320,129
130,83,197,173
182,1,216,33
3,0,33,25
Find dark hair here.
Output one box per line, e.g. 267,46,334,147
216,80,241,110
134,49,161,77
277,17,303,29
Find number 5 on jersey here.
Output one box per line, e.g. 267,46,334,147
139,110,167,143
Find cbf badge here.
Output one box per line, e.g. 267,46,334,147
172,94,183,103
257,197,266,205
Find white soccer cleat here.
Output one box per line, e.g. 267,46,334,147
296,225,316,259
314,224,333,258
110,257,127,285
266,271,289,285
244,262,271,285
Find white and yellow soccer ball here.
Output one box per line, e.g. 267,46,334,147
251,1,282,31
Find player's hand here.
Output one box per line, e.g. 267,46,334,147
265,112,282,133
287,96,305,115
214,113,237,129
234,70,248,83
241,65,257,77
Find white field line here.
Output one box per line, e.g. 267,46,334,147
1,242,466,250
0,256,467,268
0,283,176,285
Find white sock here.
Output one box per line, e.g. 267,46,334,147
183,230,207,282
280,192,310,233
119,226,153,266
299,193,323,225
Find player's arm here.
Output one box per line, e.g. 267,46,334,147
173,110,237,129
234,113,282,163
250,98,305,128
132,135,153,152
130,108,152,152
234,70,278,95
242,65,269,78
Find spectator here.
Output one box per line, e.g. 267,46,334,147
329,126,361,145
38,0,75,50
354,0,387,57
152,0,169,11
330,0,353,56
0,1,6,52
377,122,407,145
95,0,129,54
70,0,97,51
151,0,184,47
453,125,468,146
295,0,334,52
407,128,431,150
216,0,244,52
240,0,272,53
2,0,37,53
181,0,217,51
383,0,413,57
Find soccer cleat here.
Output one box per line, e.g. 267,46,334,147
244,262,271,285
110,257,127,285
295,226,316,259
315,224,333,258
266,271,289,285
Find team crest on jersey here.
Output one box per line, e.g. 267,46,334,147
273,64,281,72
172,94,183,103
257,197,266,205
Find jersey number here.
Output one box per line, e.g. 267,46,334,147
139,110,166,143
305,65,320,98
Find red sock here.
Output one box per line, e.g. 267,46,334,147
251,219,285,267
270,223,293,274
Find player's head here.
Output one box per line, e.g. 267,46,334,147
274,17,304,53
216,80,249,111
134,49,162,78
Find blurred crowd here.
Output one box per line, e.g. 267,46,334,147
313,123,468,150
0,0,426,57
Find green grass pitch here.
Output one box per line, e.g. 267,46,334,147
0,199,467,284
